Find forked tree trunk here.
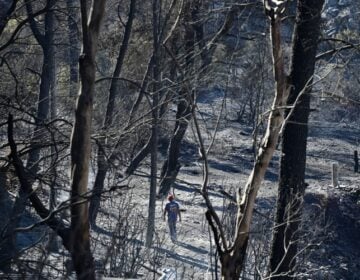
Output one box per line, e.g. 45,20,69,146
158,94,191,196
159,0,242,196
69,1,106,279
231,12,288,278
158,0,196,197
203,4,289,279
268,1,325,279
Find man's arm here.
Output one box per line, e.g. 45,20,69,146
178,206,181,222
163,207,167,221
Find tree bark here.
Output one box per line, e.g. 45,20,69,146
202,3,290,278
48,20,59,251
145,0,160,248
354,150,358,173
69,0,106,279
24,0,56,179
125,136,152,175
158,89,192,197
268,0,325,278
66,0,79,97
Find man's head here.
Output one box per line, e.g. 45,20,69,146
168,194,174,201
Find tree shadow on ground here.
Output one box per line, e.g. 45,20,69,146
153,246,212,271
91,224,113,236
264,169,278,182
308,124,359,146
173,183,200,193
176,241,209,255
208,159,241,173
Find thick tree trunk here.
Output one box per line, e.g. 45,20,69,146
48,43,59,252
145,0,160,248
0,166,13,264
89,164,106,226
24,0,57,177
26,41,54,175
145,92,158,247
158,0,196,197
69,1,106,279
268,0,325,278
158,92,192,196
125,136,152,175
89,0,136,226
219,241,248,280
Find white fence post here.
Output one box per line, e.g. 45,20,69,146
332,162,339,187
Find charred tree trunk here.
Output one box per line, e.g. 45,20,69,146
158,0,196,197
192,0,207,66
145,0,161,248
66,0,79,97
268,0,325,278
354,150,358,173
69,1,106,279
158,90,192,196
220,241,248,279
125,136,152,175
48,24,58,251
202,4,290,277
25,0,56,179
89,0,136,226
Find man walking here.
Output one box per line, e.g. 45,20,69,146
163,194,181,242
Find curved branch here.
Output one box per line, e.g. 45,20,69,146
24,0,47,45
7,114,71,250
0,5,48,51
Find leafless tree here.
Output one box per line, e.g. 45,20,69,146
198,1,290,278
68,0,106,278
268,1,325,278
89,0,136,227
